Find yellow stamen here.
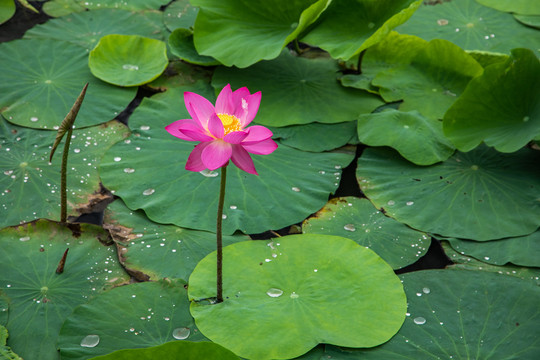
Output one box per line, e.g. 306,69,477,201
217,113,242,135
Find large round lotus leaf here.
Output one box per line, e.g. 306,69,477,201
189,234,407,360
89,34,168,87
372,39,483,120
99,83,354,235
357,146,540,240
395,0,540,57
443,48,540,153
0,119,128,228
357,109,455,165
212,50,384,127
302,197,430,269
0,39,136,129
43,0,170,17
104,199,248,281
0,0,15,25
168,28,220,66
441,241,540,285
325,269,540,359
268,122,357,152
24,9,166,51
446,230,540,268
1,325,22,360
191,0,330,68
163,0,199,31
57,280,206,360
88,341,239,360
301,0,421,60
0,219,129,360
476,0,540,15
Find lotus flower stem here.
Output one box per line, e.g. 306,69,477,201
216,164,228,303
60,128,73,223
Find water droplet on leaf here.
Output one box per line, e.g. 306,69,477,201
80,334,100,347
172,327,190,340
266,288,283,298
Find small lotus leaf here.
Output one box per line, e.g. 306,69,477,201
443,48,540,153
357,146,540,240
89,34,168,87
0,0,15,25
189,234,406,360
326,269,540,359
0,219,129,360
372,39,483,119
58,280,206,360
87,341,240,360
268,122,357,152
357,109,455,165
302,197,430,269
104,199,248,281
0,325,22,360
168,28,220,66
191,0,331,67
301,0,422,60
476,0,540,15
0,39,136,129
163,0,199,31
212,50,384,127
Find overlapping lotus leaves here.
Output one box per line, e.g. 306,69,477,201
168,28,220,66
99,83,354,235
357,146,540,240
372,39,483,120
0,326,22,360
268,121,357,152
446,230,540,268
476,0,540,15
0,39,136,129
191,0,331,67
87,341,240,360
58,280,206,360
189,234,406,360
0,0,16,25
212,50,384,127
89,35,168,87
325,269,540,359
43,0,169,17
467,49,508,68
0,219,129,360
0,119,128,228
301,0,421,60
302,197,430,269
357,109,455,165
24,9,166,51
443,48,540,153
163,0,199,31
103,199,248,281
396,0,540,57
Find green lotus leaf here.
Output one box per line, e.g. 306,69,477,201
212,50,384,127
357,109,455,165
268,122,357,152
168,28,220,66
443,48,540,153
514,14,540,28
476,0,540,15
0,293,7,326
0,325,22,360
191,0,331,67
104,199,248,281
466,49,508,67
441,241,540,285
445,230,540,268
87,341,240,360
0,39,136,129
0,119,128,228
301,0,422,60
99,83,354,235
302,197,430,269
189,234,406,360
0,219,129,360
43,0,169,17
58,280,206,360
326,269,540,359
357,146,540,240
163,0,199,32
396,0,540,57
372,39,483,120
0,0,15,25
147,61,213,91
24,9,166,51
89,34,168,87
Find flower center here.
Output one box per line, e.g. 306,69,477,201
217,113,242,135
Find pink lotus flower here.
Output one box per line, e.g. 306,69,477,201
166,84,277,175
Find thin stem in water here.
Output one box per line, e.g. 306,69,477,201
216,164,228,303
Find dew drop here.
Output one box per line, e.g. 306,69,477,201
113,157,121,162
124,168,135,173
19,236,30,242
200,169,219,177
222,214,227,220
387,200,395,206
229,205,237,210
142,188,155,196
172,327,190,340
406,201,414,206
266,288,283,298
291,187,300,192
73,148,81,153
139,125,150,131
414,317,426,325
122,64,139,71
437,19,448,26
484,256,490,261
80,334,100,347
30,117,39,122
344,224,356,232
290,292,299,299
422,287,431,294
